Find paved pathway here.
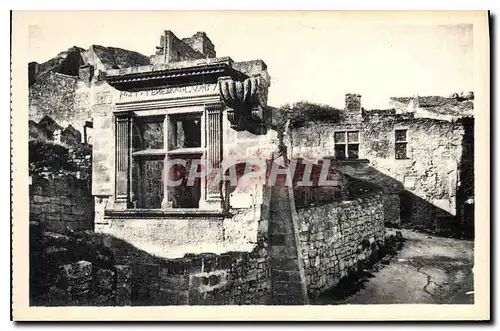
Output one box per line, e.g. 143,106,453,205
315,229,474,304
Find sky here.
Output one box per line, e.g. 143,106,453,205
27,11,474,109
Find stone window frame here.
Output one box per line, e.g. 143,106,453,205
131,111,206,209
113,103,224,213
394,127,410,160
333,129,360,160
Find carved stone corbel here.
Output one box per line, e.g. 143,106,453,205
218,74,269,130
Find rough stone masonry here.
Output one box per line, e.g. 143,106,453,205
297,192,385,296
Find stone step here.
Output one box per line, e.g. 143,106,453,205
270,293,306,305
271,269,302,283
270,257,299,270
269,233,296,245
268,220,292,235
269,245,297,258
272,281,304,296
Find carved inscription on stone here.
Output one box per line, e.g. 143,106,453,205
118,84,218,101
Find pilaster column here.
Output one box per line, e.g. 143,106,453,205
203,103,224,209
114,113,131,209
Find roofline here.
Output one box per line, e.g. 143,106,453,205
103,60,248,89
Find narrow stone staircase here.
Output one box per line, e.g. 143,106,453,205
269,186,309,305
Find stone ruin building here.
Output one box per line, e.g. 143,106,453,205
28,29,473,306
286,92,474,237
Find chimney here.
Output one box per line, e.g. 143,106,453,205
345,93,362,114
402,94,419,114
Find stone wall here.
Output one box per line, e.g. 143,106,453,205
296,192,385,296
114,242,270,306
94,184,273,305
30,226,131,306
93,208,272,305
30,174,94,232
95,215,226,258
29,138,93,233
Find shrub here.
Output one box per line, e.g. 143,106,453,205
29,140,75,176
276,101,341,129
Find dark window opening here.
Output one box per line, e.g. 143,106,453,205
334,132,346,143
168,155,202,208
133,155,164,209
395,142,408,159
169,116,201,149
347,144,359,159
395,129,408,159
132,116,164,151
335,145,346,160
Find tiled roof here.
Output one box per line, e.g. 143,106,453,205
390,95,474,118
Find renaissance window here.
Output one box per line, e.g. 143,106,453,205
125,112,205,210
334,130,359,160
395,129,408,159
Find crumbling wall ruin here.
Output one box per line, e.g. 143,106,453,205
29,226,131,306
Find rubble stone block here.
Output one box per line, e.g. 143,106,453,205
95,268,115,293
160,273,189,292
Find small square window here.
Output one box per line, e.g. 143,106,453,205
347,131,359,143
334,130,360,160
395,129,407,142
335,144,346,160
395,142,408,159
132,116,164,151
334,132,346,143
169,117,201,149
395,129,408,159
347,144,359,159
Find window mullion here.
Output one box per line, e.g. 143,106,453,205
161,114,171,209
345,131,349,159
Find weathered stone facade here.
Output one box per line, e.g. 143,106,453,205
285,94,474,236
85,30,284,305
